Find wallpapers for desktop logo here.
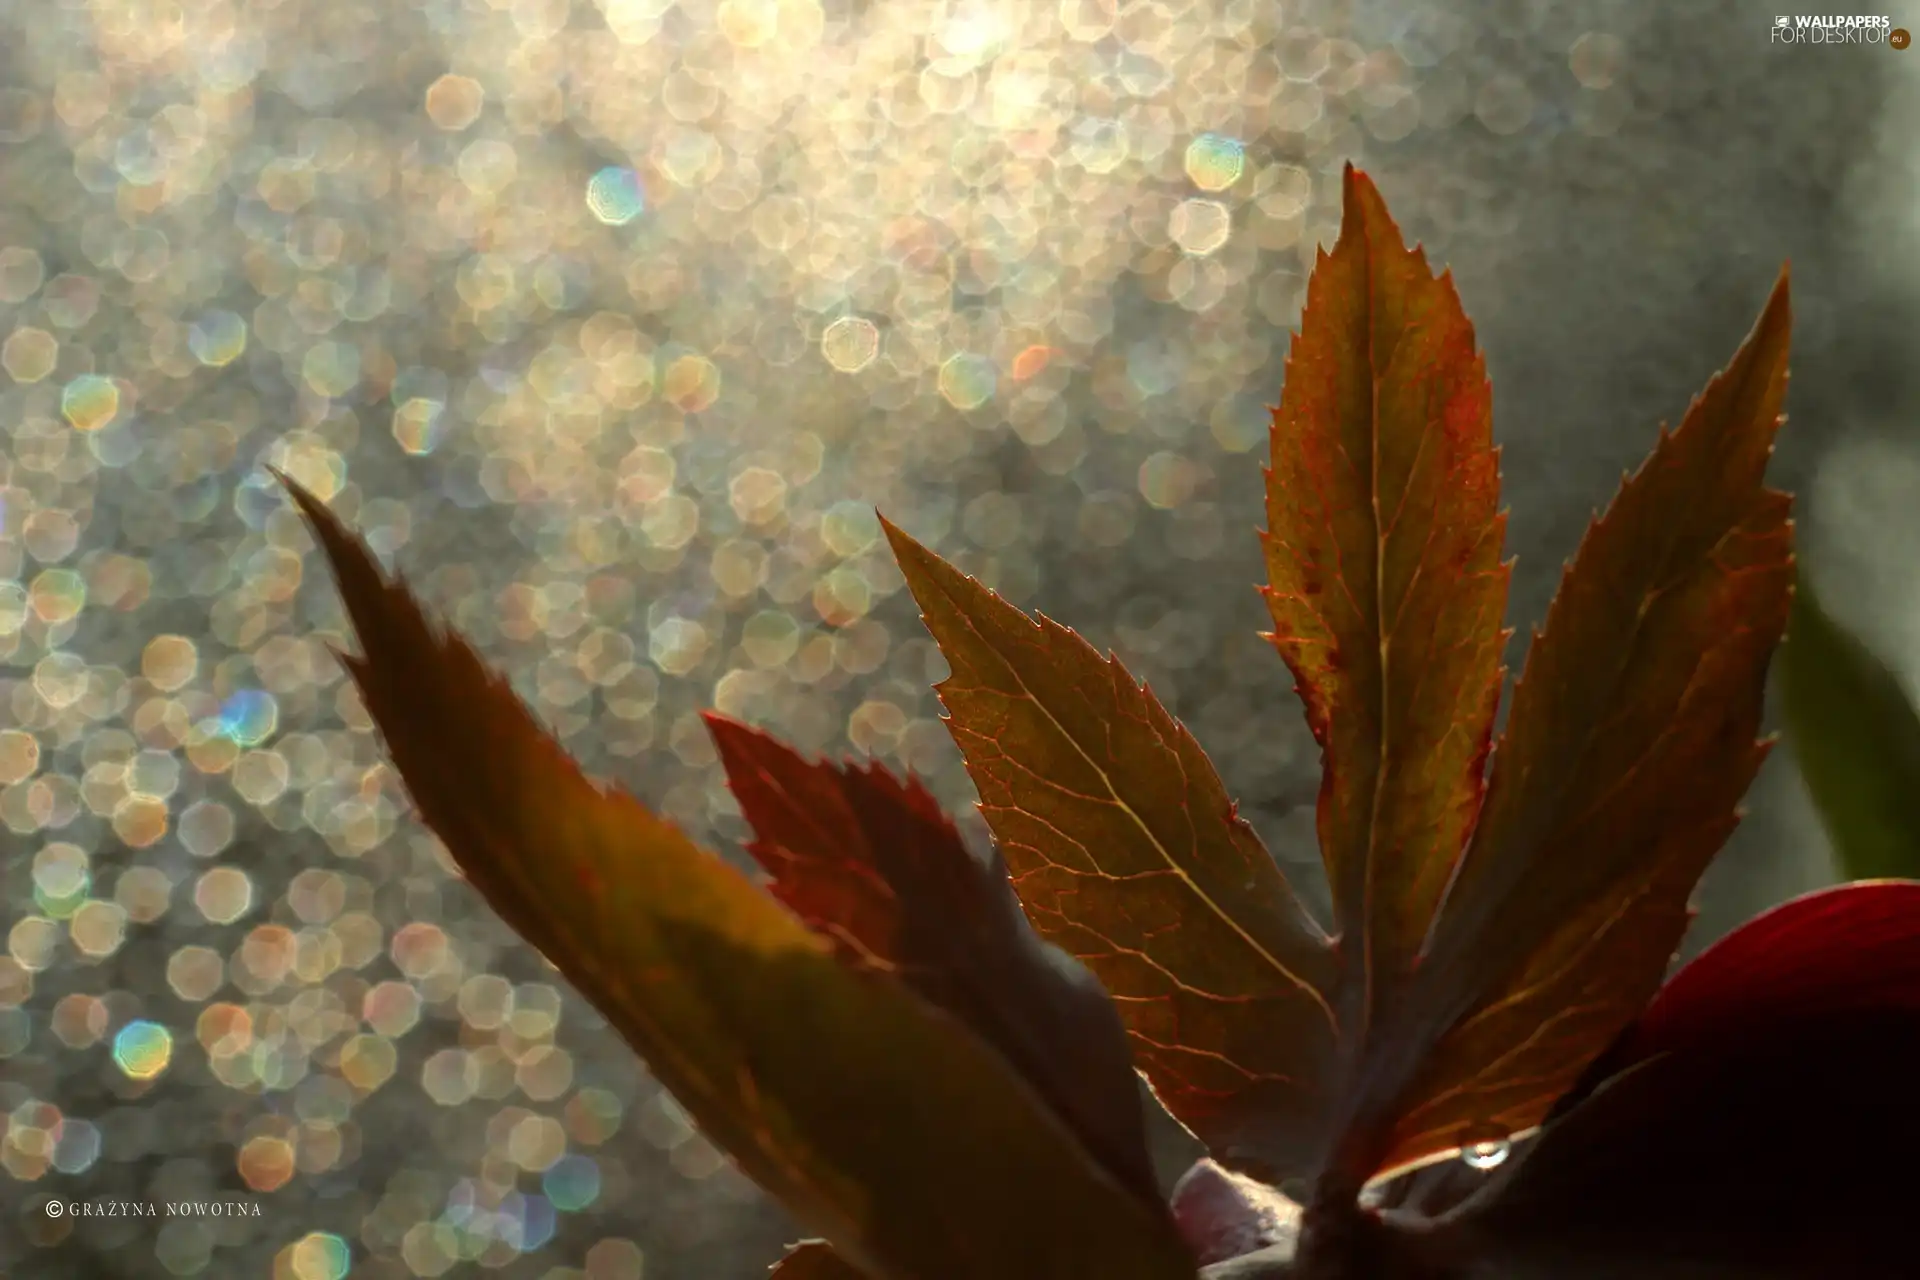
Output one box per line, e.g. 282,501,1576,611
1771,14,1906,45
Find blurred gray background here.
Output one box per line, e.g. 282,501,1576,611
1,0,1916,1275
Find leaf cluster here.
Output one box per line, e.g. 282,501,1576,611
273,167,1920,1279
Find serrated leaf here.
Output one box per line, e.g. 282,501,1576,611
769,1241,868,1279
881,516,1340,1183
1353,271,1795,1179
276,474,1196,1280
1261,161,1510,1022
704,712,1160,1204
1341,270,1796,1180
1781,567,1920,880
1446,883,1920,1279
1257,163,1511,1187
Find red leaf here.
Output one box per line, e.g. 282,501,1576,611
705,712,1161,1205
704,713,903,973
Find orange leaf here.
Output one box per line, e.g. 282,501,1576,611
1256,164,1511,1188
276,474,1196,1280
1363,269,1794,1178
883,517,1339,1184
1262,163,1511,993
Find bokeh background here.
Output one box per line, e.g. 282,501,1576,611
3,0,1917,1275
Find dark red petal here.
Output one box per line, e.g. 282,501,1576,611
1442,883,1920,1277
1618,879,1920,1065
1450,1009,1920,1278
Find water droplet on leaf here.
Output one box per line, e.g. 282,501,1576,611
1461,1138,1510,1170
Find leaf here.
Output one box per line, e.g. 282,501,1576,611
275,474,1196,1280
1442,882,1920,1279
769,1241,869,1279
1255,163,1515,1189
1260,161,1510,1022
704,712,1160,1204
881,515,1340,1183
1780,566,1920,880
1348,269,1795,1180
